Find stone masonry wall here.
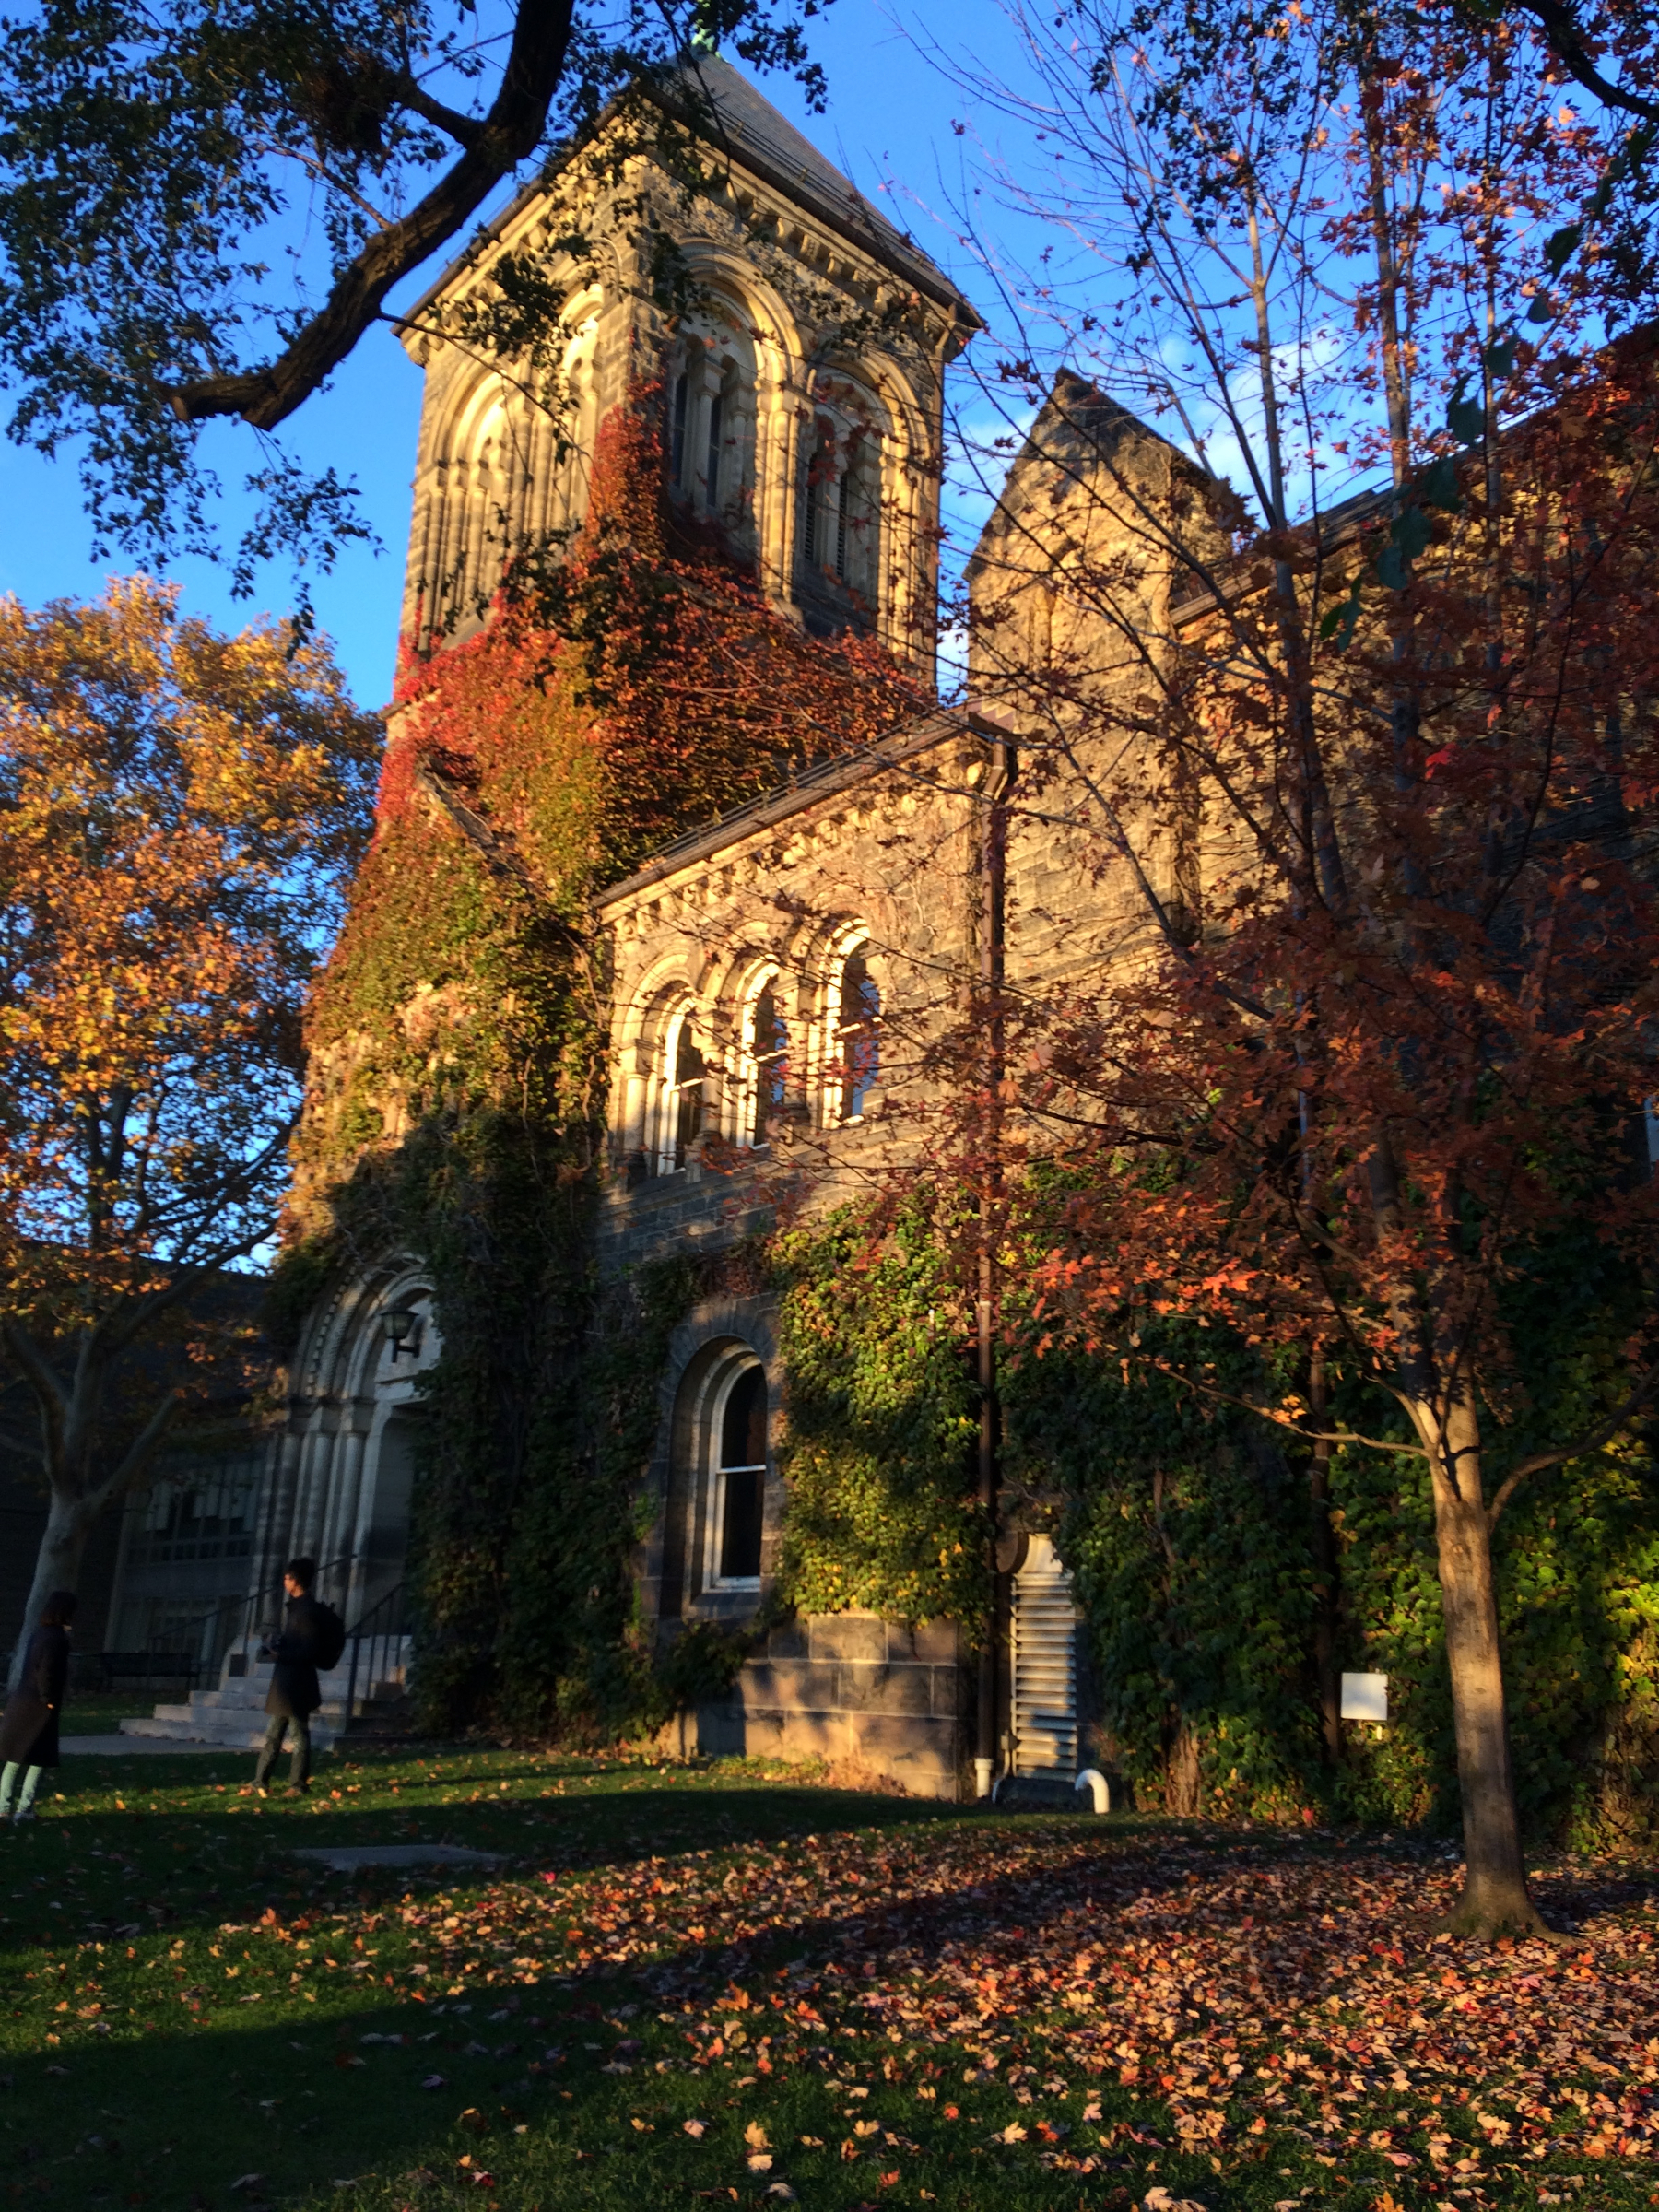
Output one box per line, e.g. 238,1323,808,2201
684,1613,967,1800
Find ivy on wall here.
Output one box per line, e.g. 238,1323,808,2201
273,388,920,1740
999,1261,1659,1845
771,1205,987,1630
759,1178,1658,1843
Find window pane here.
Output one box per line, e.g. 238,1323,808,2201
721,1364,767,1470
706,390,724,509
806,420,835,567
674,1080,702,1167
750,981,787,1146
670,371,689,488
838,949,880,1119
719,1465,764,1581
842,948,878,1026
665,1009,704,1171
675,1018,704,1088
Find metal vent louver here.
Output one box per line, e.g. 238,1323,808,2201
1010,1533,1081,1776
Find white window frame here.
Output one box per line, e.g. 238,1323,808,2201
737,964,787,1148
802,396,883,603
820,933,881,1126
703,1356,767,1593
654,999,704,1175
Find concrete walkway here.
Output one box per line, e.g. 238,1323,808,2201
291,1843,503,1872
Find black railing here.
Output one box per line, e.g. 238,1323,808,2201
147,1588,259,1679
159,1549,365,1682
343,1582,406,1723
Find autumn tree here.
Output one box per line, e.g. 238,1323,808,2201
897,0,1659,1932
0,578,378,1675
0,5,825,595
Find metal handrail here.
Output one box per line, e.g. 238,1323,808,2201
148,1588,258,1677
159,1549,367,1681
343,1581,407,1724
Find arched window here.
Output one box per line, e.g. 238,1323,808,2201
741,971,789,1147
708,1359,766,1587
828,941,880,1123
665,312,756,534
669,366,691,489
801,392,884,612
656,1002,705,1173
805,416,841,576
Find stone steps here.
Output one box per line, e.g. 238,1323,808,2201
121,1642,411,1750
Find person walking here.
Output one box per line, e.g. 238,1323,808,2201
254,1558,327,1796
0,1590,76,1823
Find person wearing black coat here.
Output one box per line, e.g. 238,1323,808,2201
253,1557,326,1795
0,1590,77,1824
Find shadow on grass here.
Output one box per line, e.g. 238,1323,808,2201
3,1988,567,2209
0,1828,1218,2212
7,1753,985,1949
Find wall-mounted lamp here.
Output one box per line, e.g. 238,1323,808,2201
382,1305,421,1359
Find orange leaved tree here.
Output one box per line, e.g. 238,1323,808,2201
0,578,377,1673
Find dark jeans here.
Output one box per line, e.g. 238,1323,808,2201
255,1712,312,1790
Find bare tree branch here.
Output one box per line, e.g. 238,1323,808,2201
88,1388,183,1518
1510,0,1659,130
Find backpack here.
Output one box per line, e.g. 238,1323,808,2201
311,1602,347,1672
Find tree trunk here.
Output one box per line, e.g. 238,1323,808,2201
1426,1401,1547,1937
8,1489,94,1690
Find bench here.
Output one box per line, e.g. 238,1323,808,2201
98,1651,201,1689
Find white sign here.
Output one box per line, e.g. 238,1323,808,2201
1340,1671,1388,1723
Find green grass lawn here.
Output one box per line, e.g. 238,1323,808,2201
60,1691,170,1735
3,1741,1655,2212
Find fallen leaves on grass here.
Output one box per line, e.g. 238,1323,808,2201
376,1824,1657,2180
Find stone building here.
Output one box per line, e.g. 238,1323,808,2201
126,56,1215,1789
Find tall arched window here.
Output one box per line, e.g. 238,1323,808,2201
801,388,884,614
805,416,841,577
741,971,789,1147
656,1002,705,1173
665,312,756,535
828,941,880,1123
669,366,691,489
708,1359,766,1588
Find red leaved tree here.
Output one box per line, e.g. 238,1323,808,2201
907,0,1659,1931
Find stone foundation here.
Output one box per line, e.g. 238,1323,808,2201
677,1613,966,1799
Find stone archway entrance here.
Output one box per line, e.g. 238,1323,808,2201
122,1269,441,1749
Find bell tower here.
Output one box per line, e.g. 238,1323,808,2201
396,54,976,665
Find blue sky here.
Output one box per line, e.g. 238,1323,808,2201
0,2,1027,712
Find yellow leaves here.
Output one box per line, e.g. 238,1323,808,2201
0,576,375,1306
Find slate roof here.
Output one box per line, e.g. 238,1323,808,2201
407,53,976,328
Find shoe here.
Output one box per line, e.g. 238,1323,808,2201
286,1783,310,1798
13,1808,35,1824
